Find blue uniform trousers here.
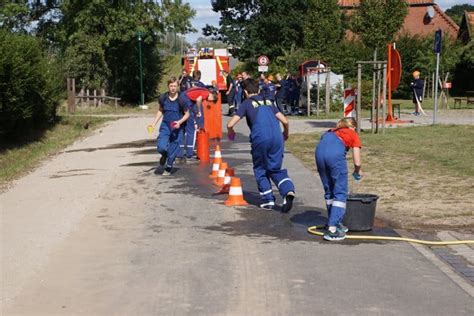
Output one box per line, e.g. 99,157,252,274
251,138,295,203
179,113,196,158
315,131,348,226
157,122,183,169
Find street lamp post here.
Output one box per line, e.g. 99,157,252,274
137,31,146,108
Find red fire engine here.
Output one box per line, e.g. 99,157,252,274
182,47,230,91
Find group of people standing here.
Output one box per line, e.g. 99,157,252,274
224,72,304,116
148,70,363,242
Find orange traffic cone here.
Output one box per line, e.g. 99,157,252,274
213,145,222,159
215,168,235,194
214,162,229,186
209,157,222,179
224,177,248,206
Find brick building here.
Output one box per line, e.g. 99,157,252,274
457,11,474,43
338,0,459,38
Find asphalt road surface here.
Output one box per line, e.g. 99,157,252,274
1,116,473,315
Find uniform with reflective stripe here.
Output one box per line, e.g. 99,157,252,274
315,131,349,227
248,97,295,203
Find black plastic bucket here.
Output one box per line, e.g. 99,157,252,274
342,194,379,231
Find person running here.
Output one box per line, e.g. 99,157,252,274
233,73,244,111
315,117,363,241
410,70,424,116
227,79,296,212
148,77,190,175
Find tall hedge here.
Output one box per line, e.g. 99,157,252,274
0,30,62,136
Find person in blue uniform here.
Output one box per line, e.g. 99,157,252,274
315,117,363,241
178,69,192,92
178,87,218,162
148,77,190,175
260,75,277,104
227,79,296,212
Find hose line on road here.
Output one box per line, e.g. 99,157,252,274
307,226,474,245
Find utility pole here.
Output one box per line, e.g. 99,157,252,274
433,29,442,124
137,31,146,109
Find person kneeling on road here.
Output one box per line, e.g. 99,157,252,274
148,77,190,176
315,117,363,241
227,79,296,212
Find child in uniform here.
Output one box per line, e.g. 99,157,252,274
315,117,363,241
148,77,190,175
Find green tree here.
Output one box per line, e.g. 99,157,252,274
0,30,62,135
445,4,474,25
303,0,345,57
351,0,408,51
203,0,308,61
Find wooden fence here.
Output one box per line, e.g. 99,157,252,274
67,78,121,113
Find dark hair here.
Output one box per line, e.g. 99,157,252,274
243,78,259,94
192,70,201,80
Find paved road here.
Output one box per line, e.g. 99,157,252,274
1,116,473,315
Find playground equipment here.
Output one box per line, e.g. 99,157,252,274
354,43,410,134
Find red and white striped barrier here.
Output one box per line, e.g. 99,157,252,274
344,88,356,118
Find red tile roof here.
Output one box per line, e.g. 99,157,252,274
338,1,459,38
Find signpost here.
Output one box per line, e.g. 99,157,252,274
433,29,442,124
257,55,269,73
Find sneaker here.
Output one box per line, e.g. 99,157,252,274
337,223,349,233
260,201,275,210
159,153,168,166
323,228,346,241
162,167,172,176
281,191,295,213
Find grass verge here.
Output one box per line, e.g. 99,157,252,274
286,125,474,229
0,116,114,186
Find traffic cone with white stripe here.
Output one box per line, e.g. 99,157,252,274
209,145,222,179
214,162,229,186
224,177,248,206
215,168,235,194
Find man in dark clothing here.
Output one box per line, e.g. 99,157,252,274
223,70,235,116
178,69,192,92
410,70,424,116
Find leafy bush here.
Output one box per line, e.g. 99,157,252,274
0,30,63,136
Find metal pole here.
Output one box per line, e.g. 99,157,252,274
382,63,387,134
325,69,330,115
357,63,362,134
316,61,320,117
431,72,435,100
433,52,440,124
138,32,144,106
307,73,311,117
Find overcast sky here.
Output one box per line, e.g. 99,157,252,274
185,0,468,44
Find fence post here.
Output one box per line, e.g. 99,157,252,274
67,78,76,113
325,69,330,116
356,63,362,134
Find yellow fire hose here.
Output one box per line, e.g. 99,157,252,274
307,226,474,246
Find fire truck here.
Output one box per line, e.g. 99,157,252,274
182,47,231,91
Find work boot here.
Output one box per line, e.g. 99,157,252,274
281,191,295,213
162,167,172,176
159,153,168,166
186,156,200,164
260,201,275,210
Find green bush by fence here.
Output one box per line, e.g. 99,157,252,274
0,30,63,137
